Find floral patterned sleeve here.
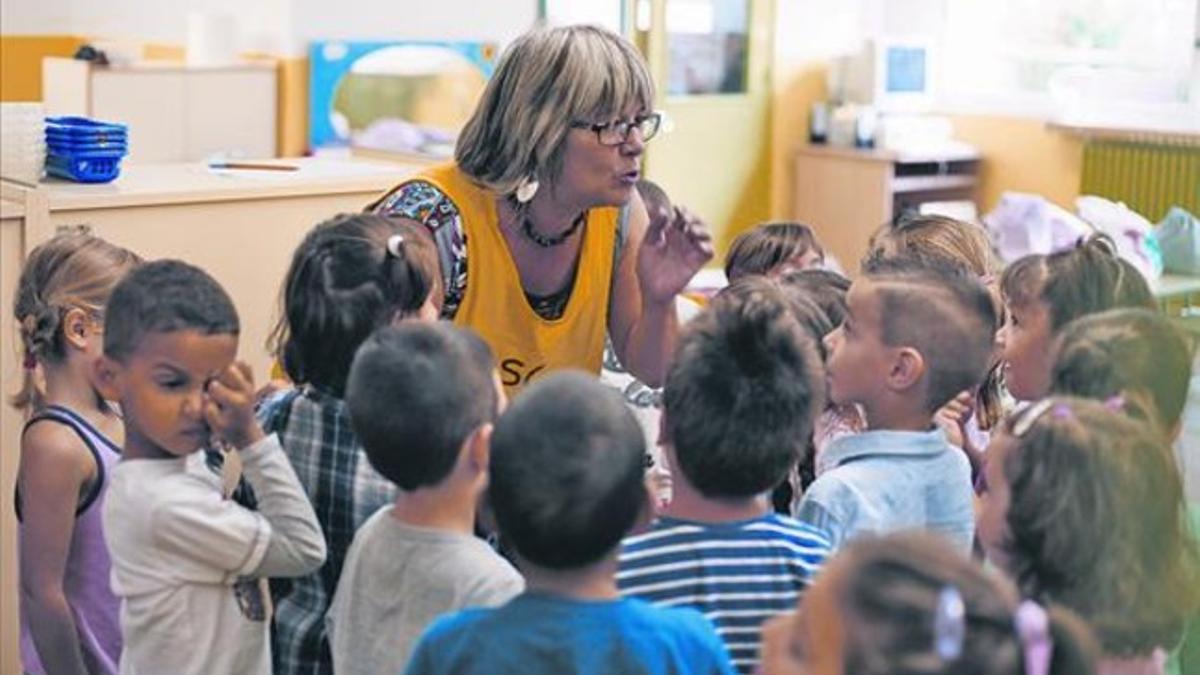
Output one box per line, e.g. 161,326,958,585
372,180,468,320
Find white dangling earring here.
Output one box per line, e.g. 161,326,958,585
515,176,540,204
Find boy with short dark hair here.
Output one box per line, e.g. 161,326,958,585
97,260,326,675
796,255,996,553
328,323,523,674
404,372,735,675
618,285,832,674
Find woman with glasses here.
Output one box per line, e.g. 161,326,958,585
370,24,712,394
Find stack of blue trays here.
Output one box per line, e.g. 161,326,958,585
45,116,129,183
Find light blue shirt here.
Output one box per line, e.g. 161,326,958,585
795,428,974,553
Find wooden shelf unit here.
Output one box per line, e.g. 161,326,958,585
792,144,981,273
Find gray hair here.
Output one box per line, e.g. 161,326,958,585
455,24,655,197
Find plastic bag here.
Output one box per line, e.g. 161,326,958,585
1076,196,1163,281
1157,206,1200,275
983,192,1093,262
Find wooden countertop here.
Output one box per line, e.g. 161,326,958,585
41,157,419,211
0,200,24,220
796,142,980,164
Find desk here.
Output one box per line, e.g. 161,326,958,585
1155,273,1200,336
0,158,416,673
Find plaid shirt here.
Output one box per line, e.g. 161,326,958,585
259,387,395,675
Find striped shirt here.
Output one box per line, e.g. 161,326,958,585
617,514,831,674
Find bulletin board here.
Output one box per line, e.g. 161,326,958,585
308,40,497,157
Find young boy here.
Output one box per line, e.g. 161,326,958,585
98,260,326,674
327,323,523,673
795,256,996,553
404,372,735,675
617,285,832,674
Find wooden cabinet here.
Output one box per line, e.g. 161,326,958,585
42,58,277,164
792,144,980,273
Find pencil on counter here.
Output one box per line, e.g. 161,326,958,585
208,162,299,172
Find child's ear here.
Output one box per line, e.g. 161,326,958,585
466,423,492,474
93,355,122,402
887,347,926,393
62,308,92,350
634,479,658,532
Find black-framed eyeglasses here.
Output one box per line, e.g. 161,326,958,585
571,112,663,146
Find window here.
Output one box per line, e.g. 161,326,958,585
936,0,1198,128
665,0,750,95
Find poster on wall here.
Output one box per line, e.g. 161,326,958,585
309,40,497,158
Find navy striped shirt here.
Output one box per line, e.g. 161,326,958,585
617,514,830,674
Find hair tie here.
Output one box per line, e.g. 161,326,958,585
1012,399,1056,437
933,585,966,662
385,234,404,258
1014,600,1053,675
1103,394,1125,411
22,351,37,370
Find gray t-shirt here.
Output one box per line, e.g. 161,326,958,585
327,506,524,674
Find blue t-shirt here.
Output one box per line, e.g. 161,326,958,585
404,591,735,675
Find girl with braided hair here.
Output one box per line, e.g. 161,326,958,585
11,232,140,674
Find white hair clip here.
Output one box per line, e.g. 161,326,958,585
386,234,404,258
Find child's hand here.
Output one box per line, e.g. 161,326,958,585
935,390,974,449
204,361,266,451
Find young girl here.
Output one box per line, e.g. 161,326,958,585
774,270,863,504
725,221,826,282
11,233,140,675
998,234,1155,402
759,531,1098,675
1050,308,1193,440
978,397,1200,674
1048,309,1199,675
261,213,438,675
865,214,1003,478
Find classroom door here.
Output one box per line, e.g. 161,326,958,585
632,0,774,254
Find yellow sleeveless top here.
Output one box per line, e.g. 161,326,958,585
415,163,618,395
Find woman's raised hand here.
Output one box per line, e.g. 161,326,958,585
636,205,714,305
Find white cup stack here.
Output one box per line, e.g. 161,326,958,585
0,103,46,185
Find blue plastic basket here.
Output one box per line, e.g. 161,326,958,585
45,116,128,139
46,151,124,183
43,116,128,183
46,137,129,152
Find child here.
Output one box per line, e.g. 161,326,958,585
1044,315,1200,675
774,269,864,487
12,233,139,675
260,213,437,675
98,260,326,675
978,397,1200,674
619,284,832,674
998,233,1154,401
328,322,523,673
405,372,735,675
725,221,825,282
759,532,1098,675
796,256,996,552
864,214,1004,479
1050,308,1193,440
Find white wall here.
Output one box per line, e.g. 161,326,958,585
1,0,538,56
291,0,537,54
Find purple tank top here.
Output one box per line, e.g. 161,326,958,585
17,405,122,675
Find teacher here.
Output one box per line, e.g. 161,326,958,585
370,24,712,392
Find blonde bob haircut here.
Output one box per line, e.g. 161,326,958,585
455,25,655,198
